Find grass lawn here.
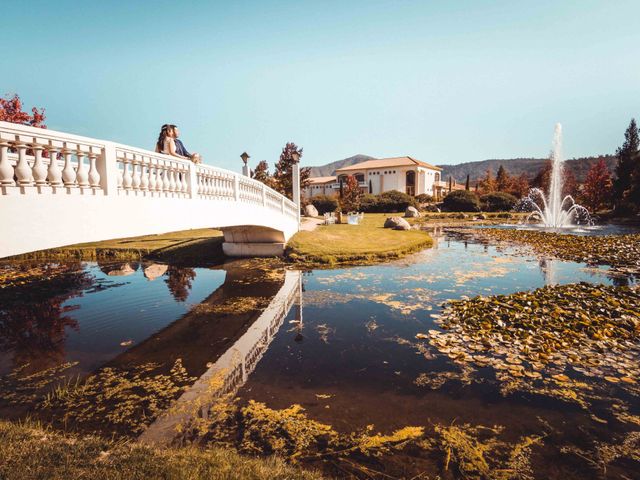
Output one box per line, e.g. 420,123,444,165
7,229,225,266
287,213,433,266
0,420,323,480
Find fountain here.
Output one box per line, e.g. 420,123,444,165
519,123,592,228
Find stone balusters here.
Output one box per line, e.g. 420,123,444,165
14,141,34,186
47,142,63,187
0,134,13,186
32,144,48,186
61,144,77,187
139,156,149,191
88,148,101,188
75,147,89,187
122,157,132,189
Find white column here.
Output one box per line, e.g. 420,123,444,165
75,148,89,187
242,163,250,177
233,174,239,201
187,162,198,198
46,144,63,187
99,143,119,194
61,145,77,187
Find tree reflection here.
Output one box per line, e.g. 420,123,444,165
0,262,91,374
165,266,196,302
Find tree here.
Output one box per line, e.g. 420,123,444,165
509,173,530,198
341,175,363,212
0,93,46,127
479,168,497,194
496,165,511,192
465,174,470,190
531,160,552,194
272,142,311,200
613,118,639,207
251,160,270,182
562,167,578,198
581,158,612,211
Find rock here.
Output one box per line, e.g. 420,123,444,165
106,263,136,276
143,263,168,281
304,204,319,217
384,217,411,230
424,205,441,213
404,206,421,218
477,213,487,220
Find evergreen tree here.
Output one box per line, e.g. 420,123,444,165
272,142,311,200
613,119,639,207
496,165,511,192
251,160,276,188
480,168,497,193
465,174,470,190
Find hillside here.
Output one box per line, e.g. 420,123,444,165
308,154,618,183
438,155,617,183
308,154,376,177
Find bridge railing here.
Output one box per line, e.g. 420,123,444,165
0,121,299,220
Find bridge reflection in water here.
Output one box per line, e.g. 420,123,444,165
138,269,302,445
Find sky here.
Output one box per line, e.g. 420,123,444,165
3,0,640,172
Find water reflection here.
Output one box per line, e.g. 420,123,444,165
0,264,91,374
165,266,196,302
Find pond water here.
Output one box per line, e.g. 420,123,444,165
1,229,638,478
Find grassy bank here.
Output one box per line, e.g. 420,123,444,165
4,229,225,266
287,213,433,266
0,420,323,480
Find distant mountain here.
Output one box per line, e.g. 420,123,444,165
308,154,376,177
438,155,618,184
309,154,618,184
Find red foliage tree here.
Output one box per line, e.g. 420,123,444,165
341,175,363,212
581,159,613,211
0,93,46,128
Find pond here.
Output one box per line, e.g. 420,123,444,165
1,228,638,479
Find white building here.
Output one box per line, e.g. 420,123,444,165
304,156,443,199
303,176,337,198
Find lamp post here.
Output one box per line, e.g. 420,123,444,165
241,151,250,177
290,151,301,229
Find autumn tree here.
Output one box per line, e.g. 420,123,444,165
272,142,311,200
613,118,639,208
479,168,497,194
0,93,46,127
581,159,612,211
340,175,363,212
509,173,530,198
531,160,552,194
562,168,578,198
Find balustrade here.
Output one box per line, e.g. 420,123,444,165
1,121,300,241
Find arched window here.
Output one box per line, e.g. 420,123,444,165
406,170,416,196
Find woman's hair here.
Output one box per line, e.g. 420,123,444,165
156,124,173,152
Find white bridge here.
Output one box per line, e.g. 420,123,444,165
0,121,301,259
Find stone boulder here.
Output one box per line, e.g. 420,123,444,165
384,216,411,230
304,204,319,217
423,204,441,213
476,213,487,220
404,206,421,218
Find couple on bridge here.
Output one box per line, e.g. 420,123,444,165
156,124,202,164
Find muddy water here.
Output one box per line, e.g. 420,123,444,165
0,229,638,478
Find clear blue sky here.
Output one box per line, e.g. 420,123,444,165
3,0,639,171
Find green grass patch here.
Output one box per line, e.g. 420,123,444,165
287,213,432,266
5,229,225,266
0,419,323,480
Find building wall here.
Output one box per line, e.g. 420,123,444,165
330,166,442,197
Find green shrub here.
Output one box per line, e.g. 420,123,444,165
359,194,379,212
377,190,417,212
415,193,434,204
480,192,518,212
311,195,339,214
442,190,481,212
